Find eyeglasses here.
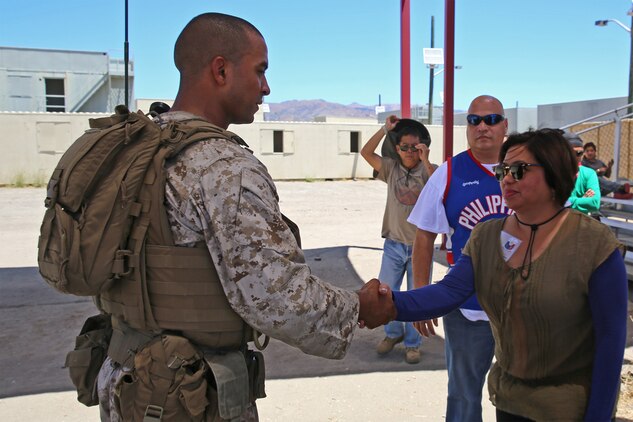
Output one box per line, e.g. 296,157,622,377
466,114,505,126
493,163,543,181
575,150,584,157
398,144,419,152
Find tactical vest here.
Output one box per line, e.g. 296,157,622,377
96,118,284,363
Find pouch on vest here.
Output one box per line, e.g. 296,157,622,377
64,314,112,406
245,349,266,402
203,351,251,420
115,334,211,422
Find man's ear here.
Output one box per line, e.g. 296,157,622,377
210,56,228,85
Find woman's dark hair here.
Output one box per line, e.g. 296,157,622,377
583,141,597,151
499,129,578,207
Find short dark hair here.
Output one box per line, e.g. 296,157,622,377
583,141,597,151
394,120,431,146
174,13,263,78
499,129,578,207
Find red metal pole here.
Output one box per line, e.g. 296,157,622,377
400,0,411,118
443,0,455,159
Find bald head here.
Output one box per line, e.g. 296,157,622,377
174,13,263,79
468,95,504,114
466,94,507,163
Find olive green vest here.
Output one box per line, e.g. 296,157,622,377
463,211,623,420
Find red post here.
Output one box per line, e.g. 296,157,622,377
400,0,411,118
443,0,455,160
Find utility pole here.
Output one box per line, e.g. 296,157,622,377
629,12,633,113
427,16,435,125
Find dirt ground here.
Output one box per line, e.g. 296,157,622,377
0,182,631,421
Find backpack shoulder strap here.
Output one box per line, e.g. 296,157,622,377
160,119,249,158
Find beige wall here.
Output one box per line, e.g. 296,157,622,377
0,112,468,185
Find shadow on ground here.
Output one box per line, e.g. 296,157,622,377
0,245,447,399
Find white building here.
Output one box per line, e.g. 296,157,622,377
0,46,133,113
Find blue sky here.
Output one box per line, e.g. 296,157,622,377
1,0,631,110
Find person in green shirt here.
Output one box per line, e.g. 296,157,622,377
565,131,600,214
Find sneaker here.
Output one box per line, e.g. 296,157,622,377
405,347,421,364
620,182,630,194
614,192,633,200
376,335,404,355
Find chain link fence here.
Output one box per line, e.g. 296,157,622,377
570,118,633,181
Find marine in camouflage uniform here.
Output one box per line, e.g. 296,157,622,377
97,110,360,420
97,13,396,421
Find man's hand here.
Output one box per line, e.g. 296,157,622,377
357,279,397,329
413,319,439,337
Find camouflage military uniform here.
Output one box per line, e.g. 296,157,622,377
97,111,359,421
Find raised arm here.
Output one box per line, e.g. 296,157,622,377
360,115,399,172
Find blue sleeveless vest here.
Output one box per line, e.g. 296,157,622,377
443,150,513,310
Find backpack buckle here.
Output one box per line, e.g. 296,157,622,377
113,249,134,277
143,404,163,422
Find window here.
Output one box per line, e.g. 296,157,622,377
260,129,294,154
350,131,360,153
45,78,65,112
337,130,363,154
273,130,284,153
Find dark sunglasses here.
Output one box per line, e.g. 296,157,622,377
398,144,419,152
493,163,543,181
575,150,584,157
466,114,505,126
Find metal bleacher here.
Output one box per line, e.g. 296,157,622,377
600,197,633,280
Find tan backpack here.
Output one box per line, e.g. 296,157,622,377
37,110,237,296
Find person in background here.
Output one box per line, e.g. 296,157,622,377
581,141,631,198
360,115,435,364
382,128,628,421
407,95,512,422
565,132,601,215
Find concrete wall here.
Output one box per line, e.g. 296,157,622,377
538,97,627,129
0,112,468,185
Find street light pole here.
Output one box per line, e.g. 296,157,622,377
595,17,632,111
629,13,633,110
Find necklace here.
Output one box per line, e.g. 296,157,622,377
514,207,567,280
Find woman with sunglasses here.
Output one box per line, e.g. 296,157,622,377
380,128,628,421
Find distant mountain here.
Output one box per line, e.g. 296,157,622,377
265,99,399,122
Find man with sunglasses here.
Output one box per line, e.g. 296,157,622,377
564,132,601,215
407,95,512,422
361,114,435,364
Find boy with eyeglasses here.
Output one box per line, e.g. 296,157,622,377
360,114,434,364
407,95,512,422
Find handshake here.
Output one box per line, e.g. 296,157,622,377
356,279,397,329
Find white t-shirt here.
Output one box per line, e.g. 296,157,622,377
407,160,497,322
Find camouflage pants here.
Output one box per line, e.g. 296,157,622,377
97,357,259,422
